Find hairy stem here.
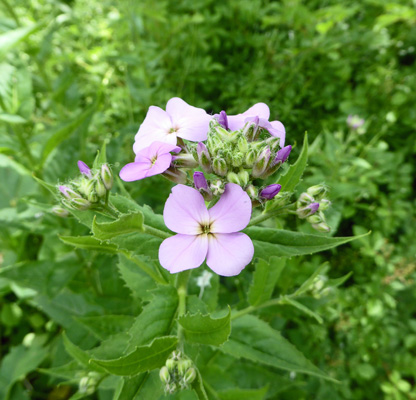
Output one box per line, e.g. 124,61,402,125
176,270,191,349
247,203,296,227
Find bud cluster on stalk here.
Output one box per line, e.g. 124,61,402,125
296,185,331,232
55,161,114,213
190,118,292,207
159,351,196,393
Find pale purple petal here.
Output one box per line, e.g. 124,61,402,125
227,103,270,131
133,106,175,153
270,120,286,147
77,160,91,177
209,183,252,233
159,234,208,273
206,233,254,276
119,161,152,181
163,185,210,235
166,97,210,142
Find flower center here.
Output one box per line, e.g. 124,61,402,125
169,126,179,134
200,223,211,234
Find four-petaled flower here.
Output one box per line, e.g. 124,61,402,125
159,183,254,276
120,141,180,181
133,97,211,153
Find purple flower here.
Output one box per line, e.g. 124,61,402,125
193,171,209,191
217,110,229,130
260,184,282,200
77,160,92,178
296,202,320,219
133,97,211,153
216,103,286,146
159,183,254,276
347,115,365,129
119,141,180,182
274,145,292,164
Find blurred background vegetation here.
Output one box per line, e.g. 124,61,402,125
0,0,415,399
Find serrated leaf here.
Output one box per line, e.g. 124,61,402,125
60,235,118,253
248,257,286,306
178,308,231,346
90,336,178,376
246,227,369,259
277,133,308,192
221,315,335,381
92,212,144,240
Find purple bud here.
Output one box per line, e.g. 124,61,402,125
59,185,70,197
197,142,212,173
59,185,80,199
260,184,282,200
218,110,229,130
274,145,292,164
77,160,92,178
296,202,320,219
193,172,209,191
308,202,320,214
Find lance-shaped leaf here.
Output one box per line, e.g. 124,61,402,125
248,257,286,306
90,336,178,376
277,132,308,193
92,212,144,240
178,308,231,346
246,227,369,259
0,24,41,59
221,315,336,381
60,235,118,253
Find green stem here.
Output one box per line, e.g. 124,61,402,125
176,270,191,349
143,224,171,239
247,203,295,227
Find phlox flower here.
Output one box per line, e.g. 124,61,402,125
159,183,254,276
119,141,180,181
133,97,211,153
216,103,286,146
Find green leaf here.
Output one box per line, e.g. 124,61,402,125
218,387,268,400
179,308,231,346
248,257,286,306
75,315,135,341
293,263,327,296
280,297,323,324
246,227,369,259
0,113,26,124
92,212,144,240
326,271,353,288
90,336,178,376
221,315,335,381
277,132,308,192
0,24,40,59
32,174,59,197
59,235,118,253
127,286,178,350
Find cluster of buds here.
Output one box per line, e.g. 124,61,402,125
159,351,196,394
55,161,114,213
78,372,101,395
190,117,292,206
296,185,331,233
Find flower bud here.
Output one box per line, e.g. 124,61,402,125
193,172,213,200
212,157,228,176
296,202,319,219
101,164,113,190
159,366,170,383
59,185,82,200
237,170,250,187
197,142,212,173
245,184,258,199
307,185,327,200
87,190,98,204
165,358,176,371
231,153,244,168
297,192,314,206
217,110,229,130
237,136,249,153
210,180,225,196
307,213,323,224
95,178,107,198
52,206,69,217
312,222,331,233
183,368,196,384
319,199,331,211
274,145,292,164
70,197,91,210
252,147,271,178
178,360,192,376
245,149,257,168
172,153,199,168
265,136,281,151
227,172,240,185
260,184,282,200
242,117,259,142
162,167,187,184
77,160,92,178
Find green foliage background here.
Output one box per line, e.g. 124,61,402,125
0,0,415,399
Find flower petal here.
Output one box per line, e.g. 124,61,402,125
119,161,152,182
166,97,210,142
159,234,208,273
206,233,254,276
133,106,175,153
163,184,210,234
270,120,286,147
227,103,270,131
209,183,252,233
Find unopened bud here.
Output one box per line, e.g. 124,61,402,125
227,172,241,185
298,192,314,205
237,170,249,187
172,153,199,168
101,164,113,190
237,136,249,153
166,358,176,371
77,160,92,178
245,149,257,168
71,197,91,210
252,147,271,178
319,199,331,211
217,110,229,130
162,167,187,184
178,360,192,375
159,366,170,383
52,206,69,217
95,179,107,198
312,222,330,233
274,145,292,164
245,184,258,199
183,368,196,384
212,157,228,176
296,203,319,219
197,142,212,173
231,153,244,168
260,184,282,200
265,136,281,151
243,117,259,142
59,185,81,200
210,180,225,196
307,185,327,200
307,213,323,224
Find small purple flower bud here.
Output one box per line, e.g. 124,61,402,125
252,146,271,178
193,172,209,191
197,142,212,173
260,184,282,200
274,145,292,164
59,185,81,199
77,160,92,178
296,202,320,219
218,110,229,130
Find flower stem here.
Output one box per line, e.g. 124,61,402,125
176,270,191,349
247,203,295,227
143,224,171,239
